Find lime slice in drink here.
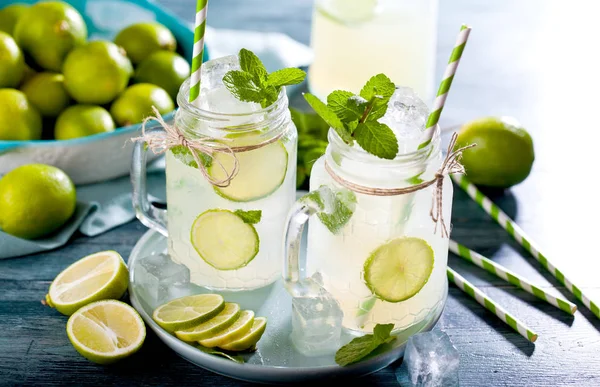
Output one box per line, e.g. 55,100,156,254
208,140,288,202
66,300,145,364
47,251,128,316
319,0,379,24
363,237,434,303
219,317,267,351
175,302,241,342
198,310,255,348
190,209,259,270
152,294,225,332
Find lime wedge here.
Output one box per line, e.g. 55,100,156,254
363,237,434,302
175,302,241,342
190,209,259,270
198,310,255,348
319,0,379,24
153,294,225,332
209,140,288,202
47,251,128,316
219,317,267,351
66,300,145,364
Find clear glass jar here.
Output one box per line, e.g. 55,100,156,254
132,79,297,291
284,128,449,334
309,0,438,100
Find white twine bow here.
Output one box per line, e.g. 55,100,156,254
132,107,239,188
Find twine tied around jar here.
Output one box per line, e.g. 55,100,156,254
132,107,284,188
324,132,476,238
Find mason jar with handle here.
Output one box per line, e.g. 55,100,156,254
284,126,454,334
132,78,297,291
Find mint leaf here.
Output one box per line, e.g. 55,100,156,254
197,346,245,364
224,49,306,108
268,68,306,88
359,73,395,102
327,90,365,122
335,323,396,366
239,48,267,85
223,70,263,103
318,188,356,234
171,145,212,169
300,190,325,210
291,108,329,139
354,121,398,160
234,210,262,224
304,93,353,145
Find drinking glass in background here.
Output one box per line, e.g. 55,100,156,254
308,0,438,101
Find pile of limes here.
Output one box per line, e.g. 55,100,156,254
0,1,190,141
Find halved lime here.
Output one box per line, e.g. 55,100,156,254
175,302,241,342
209,140,288,202
198,310,255,348
190,209,259,270
67,300,145,364
47,251,128,316
152,294,225,332
219,317,267,351
363,237,434,303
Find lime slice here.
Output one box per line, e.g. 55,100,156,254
363,237,434,303
47,251,128,316
319,0,379,24
152,294,225,332
219,317,267,351
66,300,145,364
198,310,255,348
190,209,259,270
175,302,241,342
209,140,288,202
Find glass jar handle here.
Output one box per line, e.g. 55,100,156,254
283,188,327,298
131,127,168,237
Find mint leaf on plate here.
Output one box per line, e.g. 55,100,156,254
268,68,307,88
335,323,396,367
354,121,398,160
304,93,353,145
327,90,365,122
234,210,262,224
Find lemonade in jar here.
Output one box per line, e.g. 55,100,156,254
133,50,306,291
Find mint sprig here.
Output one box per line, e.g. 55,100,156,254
223,48,307,108
303,74,399,160
335,323,396,366
301,186,356,235
234,209,262,224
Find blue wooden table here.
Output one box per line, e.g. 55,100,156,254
1,0,600,385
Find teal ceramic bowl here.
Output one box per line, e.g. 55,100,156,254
0,0,208,184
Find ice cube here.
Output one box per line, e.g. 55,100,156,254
135,253,191,308
290,277,344,356
396,330,460,387
198,55,262,115
380,87,430,154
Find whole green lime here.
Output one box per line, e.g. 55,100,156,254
456,116,535,188
0,164,76,240
63,41,133,105
0,3,29,35
0,31,24,88
55,105,115,140
21,72,71,117
134,51,190,100
14,1,87,72
114,22,176,64
0,89,42,140
110,83,174,127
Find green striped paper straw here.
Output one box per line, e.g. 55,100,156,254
419,24,472,149
452,173,600,319
449,240,577,314
447,267,538,343
189,0,208,105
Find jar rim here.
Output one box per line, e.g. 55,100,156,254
176,78,287,121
